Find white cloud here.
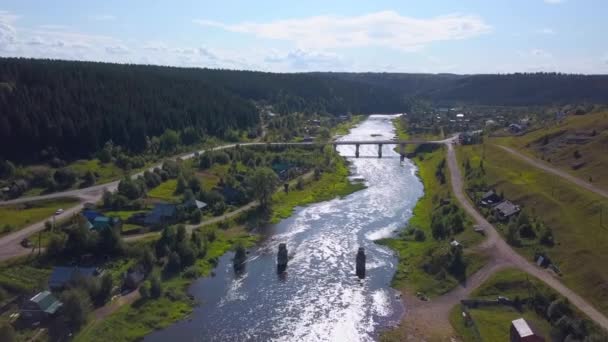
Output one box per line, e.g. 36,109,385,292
0,11,18,50
105,45,129,54
194,10,491,51
264,49,345,70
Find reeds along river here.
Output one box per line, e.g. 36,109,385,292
145,114,424,342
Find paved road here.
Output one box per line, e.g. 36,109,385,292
496,144,608,199
444,142,608,331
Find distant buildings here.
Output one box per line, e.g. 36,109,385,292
510,318,545,342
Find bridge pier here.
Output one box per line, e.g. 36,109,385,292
378,144,383,158
355,144,360,158
400,143,405,161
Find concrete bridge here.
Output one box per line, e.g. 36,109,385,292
253,137,453,159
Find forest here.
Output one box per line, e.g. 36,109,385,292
2,57,608,164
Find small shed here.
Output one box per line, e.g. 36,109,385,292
510,318,545,342
92,216,119,231
21,291,62,322
494,200,521,221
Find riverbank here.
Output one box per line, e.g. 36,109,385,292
75,151,366,341
270,157,365,223
378,121,486,341
74,224,257,342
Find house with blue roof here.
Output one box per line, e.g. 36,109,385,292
144,203,177,226
49,266,100,291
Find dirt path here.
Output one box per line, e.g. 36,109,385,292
400,142,608,339
93,289,141,321
496,144,608,199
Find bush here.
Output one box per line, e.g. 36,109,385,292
139,281,151,299
61,289,91,331
150,275,162,299
414,229,426,241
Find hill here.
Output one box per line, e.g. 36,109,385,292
494,111,608,192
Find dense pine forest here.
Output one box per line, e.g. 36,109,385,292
2,57,608,163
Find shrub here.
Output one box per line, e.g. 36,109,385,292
414,229,426,241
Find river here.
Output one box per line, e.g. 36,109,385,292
145,114,424,342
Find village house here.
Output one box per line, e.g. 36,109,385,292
510,318,545,342
144,203,177,226
494,200,521,221
49,266,101,291
184,199,208,211
479,190,502,207
20,291,62,322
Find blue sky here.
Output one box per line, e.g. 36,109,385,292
1,0,607,73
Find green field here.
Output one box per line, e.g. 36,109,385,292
74,226,258,342
458,143,608,315
70,159,128,184
450,268,605,341
147,179,179,202
494,110,608,192
270,157,365,223
0,198,79,236
0,263,51,297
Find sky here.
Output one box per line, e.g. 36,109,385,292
1,0,607,74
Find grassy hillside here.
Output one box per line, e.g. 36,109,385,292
450,268,607,341
494,111,608,191
457,143,608,315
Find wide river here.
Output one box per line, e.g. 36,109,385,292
146,114,423,341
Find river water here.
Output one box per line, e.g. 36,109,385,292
145,115,424,342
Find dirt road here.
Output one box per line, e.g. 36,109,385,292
444,143,608,331
496,144,608,199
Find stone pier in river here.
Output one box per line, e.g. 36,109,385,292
277,243,288,274
356,247,366,279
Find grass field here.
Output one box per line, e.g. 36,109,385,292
332,115,366,136
458,142,608,315
0,263,51,296
0,198,79,236
70,159,128,184
494,110,608,192
270,157,365,223
450,268,606,341
74,226,258,342
377,146,485,298
147,179,179,202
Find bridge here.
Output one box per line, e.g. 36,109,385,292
251,137,453,159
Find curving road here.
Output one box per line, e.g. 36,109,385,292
496,144,608,199
447,143,608,331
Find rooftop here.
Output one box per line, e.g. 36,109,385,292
29,291,62,314
512,318,534,337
